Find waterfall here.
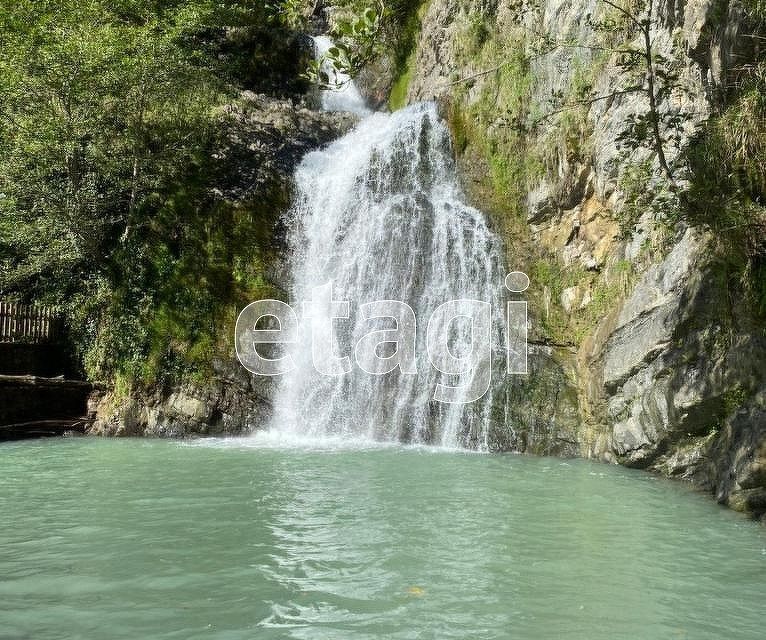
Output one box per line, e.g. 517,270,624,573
264,41,509,450
312,36,371,116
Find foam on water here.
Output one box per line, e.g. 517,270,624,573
188,432,483,455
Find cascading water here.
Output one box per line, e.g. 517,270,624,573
265,39,509,449
312,36,371,116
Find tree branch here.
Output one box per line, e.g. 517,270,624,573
533,88,643,124
600,0,644,31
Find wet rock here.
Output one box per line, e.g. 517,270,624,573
90,360,278,438
488,345,581,456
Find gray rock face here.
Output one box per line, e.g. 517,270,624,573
603,229,702,393
403,0,766,516
588,221,766,513
408,0,724,202
598,227,766,516
90,357,277,438
216,91,358,203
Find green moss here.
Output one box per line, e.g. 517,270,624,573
451,40,540,217
524,254,637,346
440,20,637,348
388,55,414,110
442,26,564,338
529,258,587,342
446,100,469,154
387,0,430,111
464,12,491,55
558,56,602,156
579,260,633,325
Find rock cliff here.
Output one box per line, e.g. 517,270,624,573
394,0,766,517
90,0,766,520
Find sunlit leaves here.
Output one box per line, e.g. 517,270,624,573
303,2,384,88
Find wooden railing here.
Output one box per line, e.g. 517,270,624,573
0,302,60,344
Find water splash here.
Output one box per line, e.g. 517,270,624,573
266,46,508,449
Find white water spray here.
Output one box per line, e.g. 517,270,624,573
264,40,508,449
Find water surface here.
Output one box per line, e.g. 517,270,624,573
1,438,764,639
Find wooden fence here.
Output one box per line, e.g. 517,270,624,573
0,302,60,344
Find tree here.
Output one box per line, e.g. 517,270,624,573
485,0,683,185
599,0,677,182
0,1,293,380
304,2,384,88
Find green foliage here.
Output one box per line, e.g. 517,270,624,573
742,0,766,25
617,160,678,239
304,2,384,88
683,83,766,251
301,0,426,105
0,1,292,386
1,1,218,285
679,54,766,325
673,0,766,318
617,160,652,238
269,0,311,29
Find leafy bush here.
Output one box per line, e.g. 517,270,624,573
0,1,294,385
683,74,766,257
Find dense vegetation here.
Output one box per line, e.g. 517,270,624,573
0,0,425,389
0,0,306,385
2,0,764,391
682,1,766,316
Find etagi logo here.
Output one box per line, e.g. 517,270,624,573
235,272,530,404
